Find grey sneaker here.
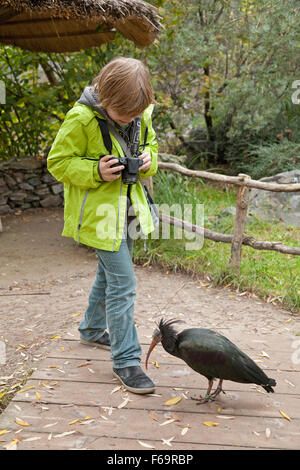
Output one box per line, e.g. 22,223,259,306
80,331,110,350
113,366,155,394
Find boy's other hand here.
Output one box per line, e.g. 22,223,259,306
138,151,151,172
99,155,125,181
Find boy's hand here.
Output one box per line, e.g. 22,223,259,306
99,155,125,181
139,151,151,172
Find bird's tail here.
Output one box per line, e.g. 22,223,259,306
262,378,276,393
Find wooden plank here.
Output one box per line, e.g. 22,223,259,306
10,377,300,420
0,401,298,450
30,356,300,396
46,339,300,372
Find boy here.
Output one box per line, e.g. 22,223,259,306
47,57,158,394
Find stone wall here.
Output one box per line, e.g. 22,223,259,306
0,156,63,215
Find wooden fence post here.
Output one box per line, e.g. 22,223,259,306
229,174,251,273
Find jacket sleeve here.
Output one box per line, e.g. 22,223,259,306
139,113,158,179
47,111,103,190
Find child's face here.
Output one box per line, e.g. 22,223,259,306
106,107,139,126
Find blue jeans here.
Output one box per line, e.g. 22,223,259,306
78,215,142,369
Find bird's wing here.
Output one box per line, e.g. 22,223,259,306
177,329,228,379
177,328,270,385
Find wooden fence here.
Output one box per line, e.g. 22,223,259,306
153,161,300,273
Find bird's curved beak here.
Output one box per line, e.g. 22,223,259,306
145,338,158,370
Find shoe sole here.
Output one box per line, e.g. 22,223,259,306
112,370,155,395
80,338,111,351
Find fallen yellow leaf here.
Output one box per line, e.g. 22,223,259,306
68,419,81,425
15,418,30,427
35,392,41,400
279,410,291,421
149,412,159,422
3,438,19,450
203,421,220,427
164,396,182,406
0,430,8,436
151,360,160,368
71,312,81,318
0,392,5,399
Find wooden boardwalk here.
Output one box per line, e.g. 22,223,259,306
0,326,300,450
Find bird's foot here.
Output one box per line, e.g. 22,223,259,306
191,393,213,405
210,387,226,399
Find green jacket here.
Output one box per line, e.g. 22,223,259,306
47,102,158,251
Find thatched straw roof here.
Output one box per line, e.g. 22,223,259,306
0,0,161,52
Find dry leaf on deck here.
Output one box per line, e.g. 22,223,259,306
68,419,82,425
162,436,174,446
279,410,291,421
265,428,271,438
15,418,29,427
151,361,160,368
181,427,189,436
216,415,234,420
35,392,41,400
160,418,177,426
111,385,122,394
16,385,35,394
0,430,8,436
23,437,41,442
164,396,182,406
137,440,155,449
53,431,76,438
260,351,270,359
203,421,219,427
117,397,130,409
148,412,159,422
3,438,19,450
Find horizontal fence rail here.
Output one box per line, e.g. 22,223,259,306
156,160,300,272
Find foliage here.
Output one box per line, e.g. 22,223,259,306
134,171,300,312
142,0,300,172
1,0,300,177
233,139,300,179
0,45,116,159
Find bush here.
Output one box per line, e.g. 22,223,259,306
232,139,300,179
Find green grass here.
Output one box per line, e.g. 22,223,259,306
133,171,300,313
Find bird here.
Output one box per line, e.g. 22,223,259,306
145,318,276,403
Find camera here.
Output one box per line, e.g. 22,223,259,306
109,155,144,184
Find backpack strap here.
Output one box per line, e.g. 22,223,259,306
95,114,149,157
95,116,113,155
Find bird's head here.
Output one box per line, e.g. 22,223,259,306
145,318,183,369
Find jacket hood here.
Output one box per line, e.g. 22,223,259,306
77,86,103,113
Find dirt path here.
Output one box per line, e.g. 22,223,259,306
0,208,299,408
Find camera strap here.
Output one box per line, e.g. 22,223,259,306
95,115,150,159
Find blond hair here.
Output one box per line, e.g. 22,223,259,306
92,57,156,116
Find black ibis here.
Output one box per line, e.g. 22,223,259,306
145,318,276,403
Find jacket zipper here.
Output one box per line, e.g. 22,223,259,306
77,190,89,245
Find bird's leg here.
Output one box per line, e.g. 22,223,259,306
191,379,214,404
210,379,226,399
